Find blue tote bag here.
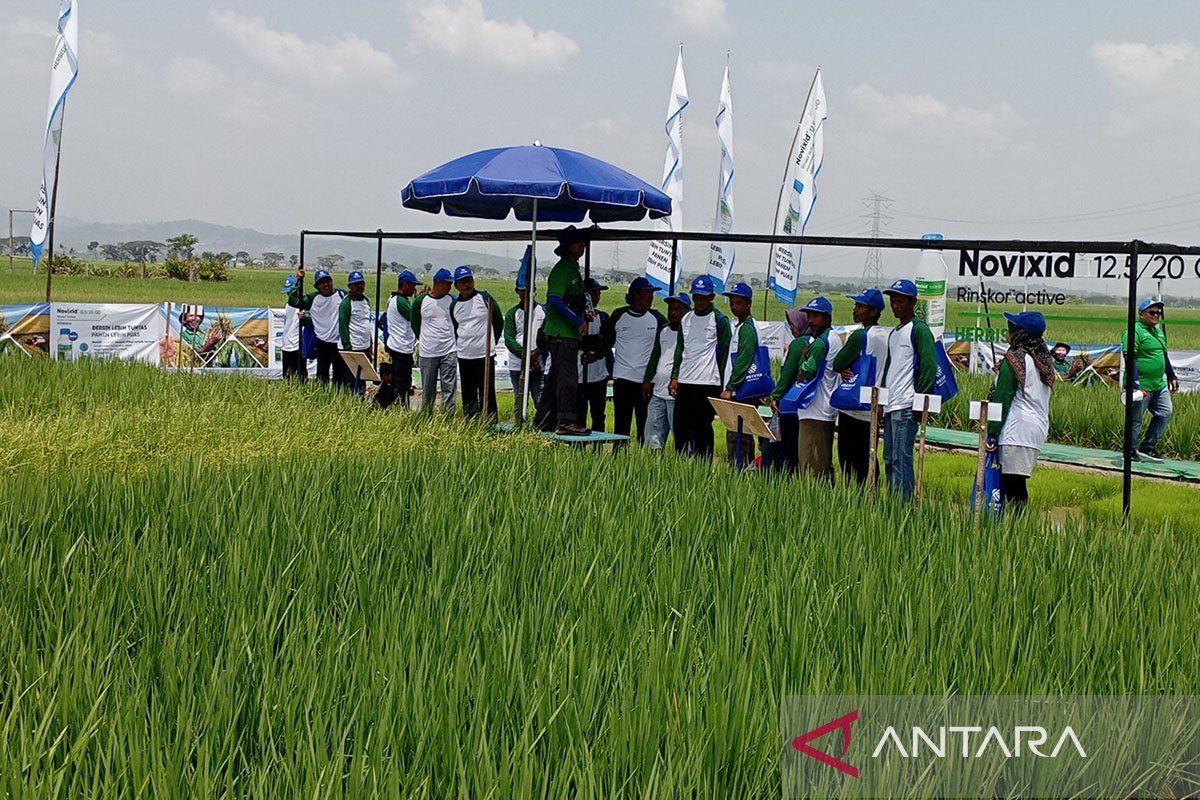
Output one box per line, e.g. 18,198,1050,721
779,337,826,415
830,330,877,411
910,328,959,403
734,345,776,402
970,447,1004,520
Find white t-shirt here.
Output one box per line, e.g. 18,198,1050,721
999,354,1052,450
511,304,546,354
416,294,456,359
842,324,891,422
676,309,724,386
883,320,917,413
797,329,844,422
385,295,416,354
341,297,372,351
309,291,343,344
281,304,300,352
452,292,498,360
577,312,609,384
652,325,677,399
610,307,664,383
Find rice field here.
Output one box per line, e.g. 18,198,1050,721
1,359,1198,797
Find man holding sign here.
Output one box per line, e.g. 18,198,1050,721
720,281,760,464
880,279,937,500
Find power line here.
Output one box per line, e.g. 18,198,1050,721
860,192,893,287
891,189,1200,226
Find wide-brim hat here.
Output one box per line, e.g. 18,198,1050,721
553,225,588,256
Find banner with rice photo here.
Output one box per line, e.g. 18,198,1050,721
165,305,270,370
50,302,163,363
970,340,1123,386
0,303,52,357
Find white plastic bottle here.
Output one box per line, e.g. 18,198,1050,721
56,328,74,362
915,233,949,339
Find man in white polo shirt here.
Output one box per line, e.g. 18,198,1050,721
643,291,690,450
604,276,664,445
669,275,732,460
450,265,503,420
288,267,344,385
383,269,422,409
412,268,458,413
879,278,938,500
337,269,373,390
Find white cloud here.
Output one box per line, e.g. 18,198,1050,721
210,10,400,88
1091,41,1197,90
663,0,729,31
850,83,1020,141
411,0,580,67
164,57,300,125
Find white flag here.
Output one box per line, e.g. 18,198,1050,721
769,69,826,306
646,46,688,294
706,64,735,292
31,0,80,268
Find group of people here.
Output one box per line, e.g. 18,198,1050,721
278,225,1181,512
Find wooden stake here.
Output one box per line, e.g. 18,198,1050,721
867,386,881,498
915,395,931,507
972,402,990,530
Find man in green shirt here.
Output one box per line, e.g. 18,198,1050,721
1122,298,1179,461
794,296,839,480
764,308,811,474
831,288,887,485
720,281,760,466
538,226,590,435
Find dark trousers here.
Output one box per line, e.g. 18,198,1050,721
577,380,608,432
673,383,721,459
536,336,581,430
281,349,306,381
1001,473,1029,514
612,378,649,444
459,357,497,420
761,413,800,475
837,413,874,485
386,348,414,409
315,339,340,385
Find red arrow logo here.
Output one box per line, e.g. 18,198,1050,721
791,709,859,778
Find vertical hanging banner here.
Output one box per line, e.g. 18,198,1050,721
30,0,80,267
646,45,688,294
706,63,735,292
770,69,827,306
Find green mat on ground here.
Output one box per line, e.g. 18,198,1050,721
924,428,1200,482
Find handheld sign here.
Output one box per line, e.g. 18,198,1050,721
912,393,941,414
860,386,889,407
710,397,777,470
968,399,1001,530
969,401,1003,421
339,350,380,384
912,393,941,506
863,385,889,497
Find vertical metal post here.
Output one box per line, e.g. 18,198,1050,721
519,200,538,424
8,211,13,273
374,231,383,368
1122,240,1140,520
668,240,678,295
44,100,66,298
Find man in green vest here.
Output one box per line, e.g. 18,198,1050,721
538,226,590,435
1123,298,1179,462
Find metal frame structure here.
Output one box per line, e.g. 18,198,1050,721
300,226,1200,520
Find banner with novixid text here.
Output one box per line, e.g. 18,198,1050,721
0,303,51,357
164,305,270,369
50,302,163,363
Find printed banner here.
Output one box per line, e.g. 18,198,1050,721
646,46,688,294
50,302,163,363
970,340,1123,387
0,302,52,357
164,305,269,369
706,64,735,292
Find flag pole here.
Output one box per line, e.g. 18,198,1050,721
44,99,66,302
763,68,820,320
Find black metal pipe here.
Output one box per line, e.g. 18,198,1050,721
374,232,383,369
1122,240,1141,520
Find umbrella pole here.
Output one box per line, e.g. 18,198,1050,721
519,200,538,425
374,231,382,369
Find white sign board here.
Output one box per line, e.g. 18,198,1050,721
50,302,164,364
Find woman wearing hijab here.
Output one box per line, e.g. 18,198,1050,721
987,310,1054,514
763,307,812,475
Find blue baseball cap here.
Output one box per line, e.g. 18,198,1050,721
348,270,365,285
397,269,422,286
847,288,885,310
665,291,692,308
690,275,715,296
721,281,753,300
802,296,833,315
628,276,654,293
453,265,474,282
314,268,332,283
1139,297,1164,312
433,268,453,283
281,275,296,293
585,277,608,291
883,278,918,298
1003,310,1047,336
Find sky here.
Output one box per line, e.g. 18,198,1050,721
3,0,1200,282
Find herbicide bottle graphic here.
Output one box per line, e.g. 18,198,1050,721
915,233,949,339
57,328,76,361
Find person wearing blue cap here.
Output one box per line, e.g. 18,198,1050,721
288,266,345,385
604,276,665,445
450,265,503,420
576,277,612,432
338,271,373,389
720,281,761,465
279,275,306,381
542,226,591,435
670,275,732,459
412,268,458,413
764,309,814,474
643,292,691,449
382,269,423,408
987,311,1055,513
503,250,546,411
1122,298,1178,462
879,279,939,500
794,296,843,480
831,288,889,484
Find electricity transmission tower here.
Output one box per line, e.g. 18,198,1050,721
860,192,894,286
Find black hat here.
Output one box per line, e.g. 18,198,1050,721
554,226,588,257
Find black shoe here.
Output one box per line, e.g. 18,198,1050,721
556,423,590,436
1140,447,1165,463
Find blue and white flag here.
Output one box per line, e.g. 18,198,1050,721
646,45,688,295
706,63,735,292
770,68,826,306
30,0,80,268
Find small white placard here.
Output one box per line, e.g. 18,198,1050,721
913,393,942,414
859,386,889,406
968,401,1003,421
